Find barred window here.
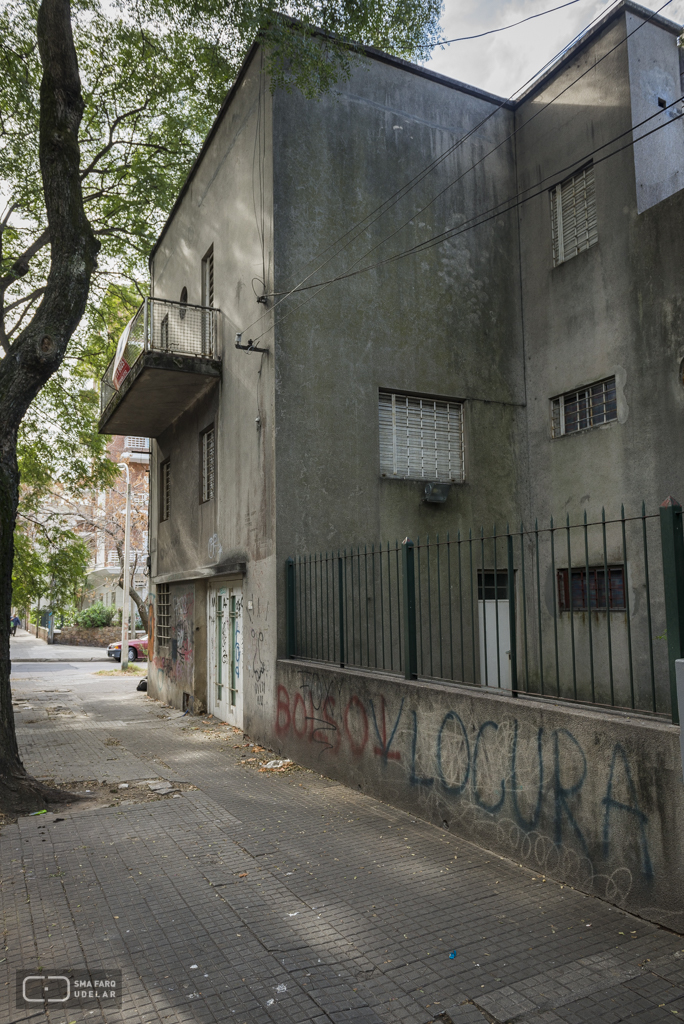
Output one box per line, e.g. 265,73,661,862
201,425,215,502
124,436,149,451
551,377,616,438
156,584,171,646
551,163,597,266
557,566,625,611
160,459,170,521
379,391,464,482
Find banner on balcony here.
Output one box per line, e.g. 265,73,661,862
112,316,134,390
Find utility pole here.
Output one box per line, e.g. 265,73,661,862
120,459,131,671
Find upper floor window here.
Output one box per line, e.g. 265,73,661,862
201,245,214,308
379,390,464,482
551,163,597,266
551,377,616,438
160,458,171,521
124,436,149,452
201,425,215,502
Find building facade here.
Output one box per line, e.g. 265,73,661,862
99,2,684,925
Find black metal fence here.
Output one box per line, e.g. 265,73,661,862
286,502,684,723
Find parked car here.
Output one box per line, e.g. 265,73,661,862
107,636,148,662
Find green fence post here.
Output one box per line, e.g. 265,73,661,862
659,495,683,725
338,554,345,668
402,538,418,681
507,531,518,696
286,558,296,658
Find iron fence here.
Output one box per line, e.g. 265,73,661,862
286,503,682,722
100,297,220,416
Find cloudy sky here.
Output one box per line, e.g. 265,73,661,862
423,0,684,98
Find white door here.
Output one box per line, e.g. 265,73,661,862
478,571,511,690
207,583,243,727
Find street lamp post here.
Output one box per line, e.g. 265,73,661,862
120,460,132,671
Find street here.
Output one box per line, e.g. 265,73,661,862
1,661,683,1024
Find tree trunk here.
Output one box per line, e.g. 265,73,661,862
128,586,149,633
0,0,99,814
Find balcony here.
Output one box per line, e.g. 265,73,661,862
99,297,221,437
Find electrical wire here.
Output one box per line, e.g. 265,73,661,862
438,0,586,44
239,0,673,343
241,1,627,332
244,98,683,344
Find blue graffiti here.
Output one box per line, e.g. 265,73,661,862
437,711,471,795
602,743,653,879
552,729,589,855
410,710,434,788
472,721,505,814
368,696,404,764
511,721,544,830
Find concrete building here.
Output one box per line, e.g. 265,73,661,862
99,2,684,924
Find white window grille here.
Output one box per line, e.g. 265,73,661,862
201,425,215,502
378,391,464,482
551,377,617,437
160,459,171,521
551,163,597,266
107,551,119,566
124,437,149,451
157,584,171,647
131,492,147,508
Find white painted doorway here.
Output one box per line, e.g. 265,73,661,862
478,571,511,690
207,583,243,727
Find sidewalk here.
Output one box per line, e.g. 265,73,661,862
10,627,111,662
1,668,683,1024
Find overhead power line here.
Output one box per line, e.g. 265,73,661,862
438,0,586,44
245,99,682,344
238,0,672,341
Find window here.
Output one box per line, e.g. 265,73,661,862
551,377,616,437
551,163,597,266
124,436,149,451
201,425,215,502
201,246,214,354
160,313,169,351
478,571,508,600
157,584,171,647
557,566,625,611
378,391,464,482
160,459,170,521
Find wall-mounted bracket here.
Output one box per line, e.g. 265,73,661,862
235,332,268,354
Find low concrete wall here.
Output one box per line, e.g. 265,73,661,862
53,626,121,647
27,623,49,643
272,660,684,933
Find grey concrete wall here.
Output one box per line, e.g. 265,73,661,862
147,51,277,712
268,55,527,717
273,659,684,932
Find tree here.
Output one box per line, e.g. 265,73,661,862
0,0,440,813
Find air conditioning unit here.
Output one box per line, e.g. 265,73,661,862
424,482,450,504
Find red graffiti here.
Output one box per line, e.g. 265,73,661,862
292,692,307,738
310,696,340,753
276,685,291,735
343,695,369,756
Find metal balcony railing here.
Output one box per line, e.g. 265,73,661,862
100,297,220,415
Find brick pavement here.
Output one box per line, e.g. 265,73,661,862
1,667,683,1024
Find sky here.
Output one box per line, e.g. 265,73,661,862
423,0,684,99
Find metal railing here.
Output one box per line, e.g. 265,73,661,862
286,502,683,723
100,297,220,415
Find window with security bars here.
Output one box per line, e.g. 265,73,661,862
551,377,616,437
201,425,215,502
379,391,464,482
557,565,625,611
156,584,171,647
550,163,597,266
160,459,170,521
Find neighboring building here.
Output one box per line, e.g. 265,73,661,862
99,2,684,924
81,435,150,617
